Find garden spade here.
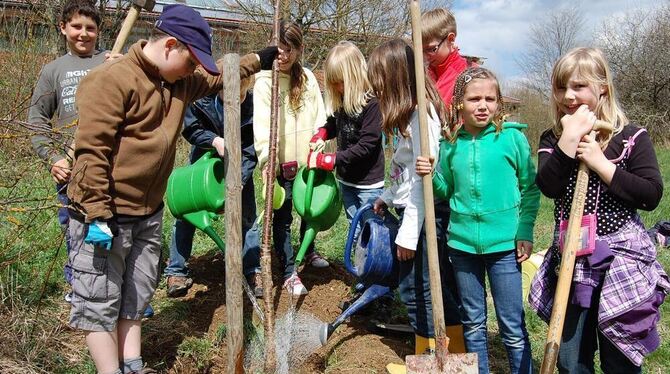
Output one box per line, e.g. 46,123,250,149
404,1,478,372
540,120,613,373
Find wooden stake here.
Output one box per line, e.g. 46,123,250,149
223,54,244,373
409,1,449,370
261,0,282,371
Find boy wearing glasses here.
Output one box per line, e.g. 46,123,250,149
421,8,475,106
66,4,276,373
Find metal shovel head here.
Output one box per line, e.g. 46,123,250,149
405,352,478,374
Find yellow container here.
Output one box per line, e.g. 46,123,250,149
522,251,546,302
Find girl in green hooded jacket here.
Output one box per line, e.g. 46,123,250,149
417,66,540,374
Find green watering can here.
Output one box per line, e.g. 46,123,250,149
293,166,342,267
166,150,225,251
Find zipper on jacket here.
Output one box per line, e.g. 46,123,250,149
144,79,169,211
470,135,484,254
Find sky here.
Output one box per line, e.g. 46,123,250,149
449,0,663,83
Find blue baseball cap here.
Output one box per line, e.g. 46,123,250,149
155,4,219,76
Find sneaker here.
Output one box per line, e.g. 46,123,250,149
64,291,73,304
143,304,154,319
246,273,264,298
306,252,330,268
283,273,308,296
166,275,193,298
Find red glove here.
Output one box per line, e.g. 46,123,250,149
309,127,328,151
307,151,335,171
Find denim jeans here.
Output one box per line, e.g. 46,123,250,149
397,201,462,337
57,183,73,284
557,302,641,374
164,177,258,277
339,183,383,238
269,175,315,280
449,249,532,374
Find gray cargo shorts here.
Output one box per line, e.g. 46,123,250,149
68,208,163,332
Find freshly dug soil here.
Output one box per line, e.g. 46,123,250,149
140,252,412,373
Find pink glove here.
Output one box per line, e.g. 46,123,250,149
307,151,335,171
309,128,328,151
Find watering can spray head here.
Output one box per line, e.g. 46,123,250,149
318,323,335,346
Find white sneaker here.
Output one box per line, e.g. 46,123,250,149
283,274,308,295
306,252,330,268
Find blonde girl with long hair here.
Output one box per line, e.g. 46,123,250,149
529,47,667,373
366,39,465,374
307,41,385,229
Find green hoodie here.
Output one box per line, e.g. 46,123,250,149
433,122,540,254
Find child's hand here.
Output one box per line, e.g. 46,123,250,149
516,240,533,263
576,134,605,166
396,245,415,261
212,137,226,157
309,128,328,152
104,52,123,61
560,105,597,142
372,198,387,216
51,159,71,184
577,134,616,183
415,156,434,177
307,151,335,171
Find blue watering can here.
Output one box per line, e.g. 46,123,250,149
319,203,400,345
344,203,400,288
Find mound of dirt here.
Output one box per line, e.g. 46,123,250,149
142,251,412,373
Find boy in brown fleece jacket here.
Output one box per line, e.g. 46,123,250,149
66,4,277,374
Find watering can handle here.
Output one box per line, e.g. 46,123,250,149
344,203,373,276
196,150,216,164
304,168,316,219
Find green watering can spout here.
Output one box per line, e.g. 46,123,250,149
293,167,342,266
182,211,226,252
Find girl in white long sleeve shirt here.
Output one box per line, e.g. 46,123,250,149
367,40,465,372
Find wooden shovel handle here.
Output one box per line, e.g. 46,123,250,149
540,120,613,373
409,0,450,369
593,120,613,133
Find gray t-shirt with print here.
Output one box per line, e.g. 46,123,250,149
28,50,107,165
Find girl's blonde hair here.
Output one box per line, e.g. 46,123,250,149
324,41,372,117
551,47,628,145
446,67,505,142
368,38,447,137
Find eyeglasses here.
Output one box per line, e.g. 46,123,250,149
423,35,448,55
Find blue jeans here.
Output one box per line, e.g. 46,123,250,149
164,177,258,277
267,175,315,280
339,183,383,238
449,249,531,374
557,302,641,374
397,202,462,337
57,183,73,284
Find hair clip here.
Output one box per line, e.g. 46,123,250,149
463,74,472,84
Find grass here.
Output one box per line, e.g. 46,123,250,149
0,144,668,373
176,336,214,370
